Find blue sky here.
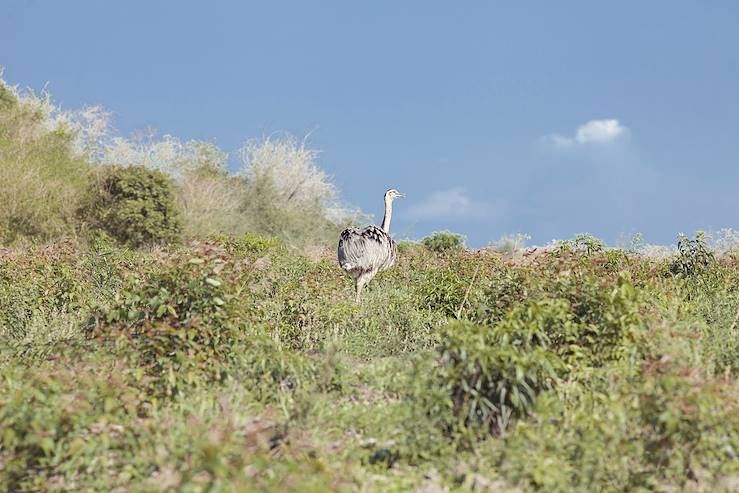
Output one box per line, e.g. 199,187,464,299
2,1,738,247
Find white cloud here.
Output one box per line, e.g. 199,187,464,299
544,119,628,148
575,119,627,143
407,187,496,220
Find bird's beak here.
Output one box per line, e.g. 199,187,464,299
398,192,405,198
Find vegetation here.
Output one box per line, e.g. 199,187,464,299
1,73,738,491
0,80,90,244
0,76,359,250
490,232,530,256
82,165,182,247
1,233,737,491
422,230,466,253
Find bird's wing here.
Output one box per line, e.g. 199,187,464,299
338,226,395,272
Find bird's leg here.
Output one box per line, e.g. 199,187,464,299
355,273,368,303
355,279,363,303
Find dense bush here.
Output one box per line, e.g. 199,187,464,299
493,362,739,491
544,272,644,367
0,240,96,342
98,132,361,248
212,230,285,257
0,354,341,492
415,251,499,318
0,362,148,491
239,171,345,249
416,270,645,446
432,307,566,437
82,165,182,247
429,280,641,429
472,265,529,325
421,230,465,253
86,243,234,396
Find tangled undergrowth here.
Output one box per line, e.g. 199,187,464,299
1,233,738,492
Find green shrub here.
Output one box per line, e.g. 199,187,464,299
493,362,739,492
396,239,420,254
419,272,645,442
417,266,471,318
233,334,320,402
83,165,182,248
231,231,284,256
339,286,443,358
675,263,739,375
670,232,715,278
236,135,368,249
552,233,606,257
429,301,569,438
0,244,87,341
87,246,233,396
545,272,644,367
0,362,147,491
240,183,342,249
573,233,606,255
473,266,530,325
177,161,252,239
422,230,465,253
415,253,497,318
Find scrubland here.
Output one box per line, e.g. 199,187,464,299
1,74,737,492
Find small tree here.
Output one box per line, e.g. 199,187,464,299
83,165,181,247
669,232,715,278
422,231,465,253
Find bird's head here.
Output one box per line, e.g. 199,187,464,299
384,188,404,201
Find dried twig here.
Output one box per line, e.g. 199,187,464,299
456,262,482,319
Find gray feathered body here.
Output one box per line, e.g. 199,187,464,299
338,225,397,280
339,188,402,302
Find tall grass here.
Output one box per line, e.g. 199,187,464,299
0,80,90,244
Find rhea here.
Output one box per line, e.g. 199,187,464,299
337,188,404,302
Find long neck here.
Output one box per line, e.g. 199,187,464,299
381,198,393,233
